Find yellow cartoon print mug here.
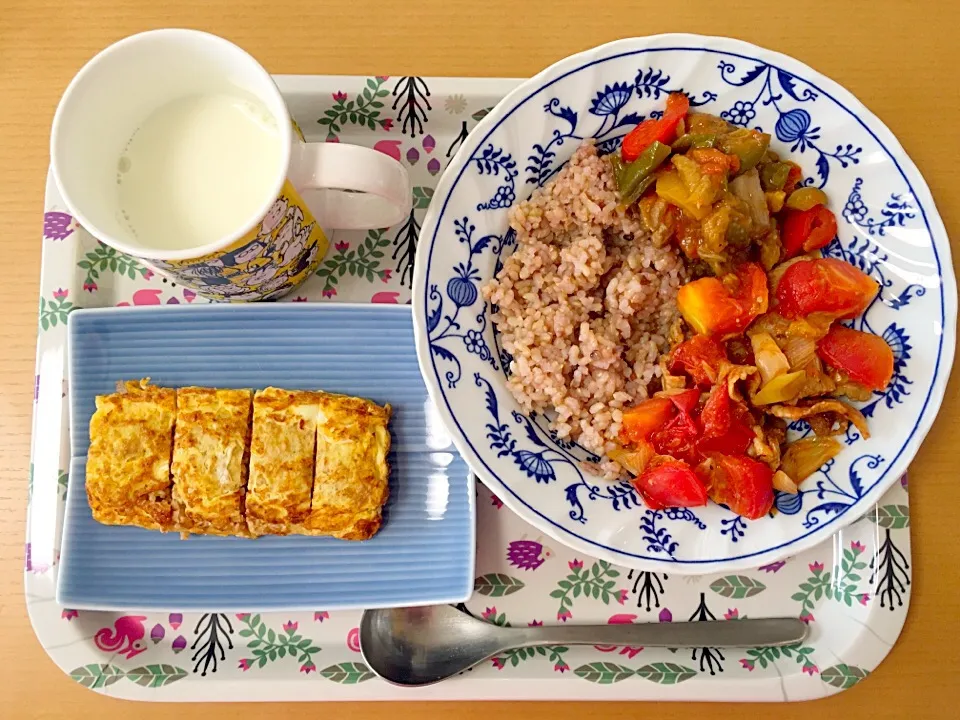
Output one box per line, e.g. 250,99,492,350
50,29,411,301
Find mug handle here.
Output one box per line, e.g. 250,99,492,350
290,142,412,230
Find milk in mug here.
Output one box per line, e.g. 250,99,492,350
117,93,284,251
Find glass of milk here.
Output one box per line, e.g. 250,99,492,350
50,29,411,301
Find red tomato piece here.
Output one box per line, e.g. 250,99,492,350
698,384,732,434
698,423,755,456
633,458,708,510
619,397,675,445
781,205,839,259
649,391,700,463
621,93,690,162
697,386,755,456
776,258,879,320
670,336,728,386
817,324,895,391
667,388,702,415
649,412,699,464
696,453,774,520
677,262,769,338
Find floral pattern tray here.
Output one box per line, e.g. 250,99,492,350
26,75,911,702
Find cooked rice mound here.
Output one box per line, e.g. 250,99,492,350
483,140,689,473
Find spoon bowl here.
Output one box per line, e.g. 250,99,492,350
360,604,807,686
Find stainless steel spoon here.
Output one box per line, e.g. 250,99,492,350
360,604,807,686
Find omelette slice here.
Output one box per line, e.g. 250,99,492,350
171,387,252,537
245,387,321,536
305,392,391,540
86,379,176,531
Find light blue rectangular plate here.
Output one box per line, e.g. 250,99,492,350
59,304,475,611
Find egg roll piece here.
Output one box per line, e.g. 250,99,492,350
305,392,392,540
171,387,252,537
245,388,321,536
86,379,176,531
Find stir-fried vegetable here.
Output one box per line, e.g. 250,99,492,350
817,325,895,391
698,384,755,455
782,334,817,370
677,262,768,337
619,397,675,445
776,258,879,320
609,442,655,477
784,187,828,211
621,93,690,163
632,458,708,510
603,96,897,521
750,331,790,385
672,132,717,151
781,205,838,258
656,169,712,220
690,147,740,176
772,470,799,494
647,389,700,462
783,163,803,193
715,128,770,174
751,370,806,405
729,169,770,230
613,141,671,206
696,453,774,520
669,335,727,386
779,436,843,483
760,162,792,192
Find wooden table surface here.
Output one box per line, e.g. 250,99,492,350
2,0,958,716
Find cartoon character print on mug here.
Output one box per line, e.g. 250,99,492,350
150,181,327,301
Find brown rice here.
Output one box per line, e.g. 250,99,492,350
482,140,689,476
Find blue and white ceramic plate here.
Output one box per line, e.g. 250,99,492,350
413,35,955,573
60,304,475,610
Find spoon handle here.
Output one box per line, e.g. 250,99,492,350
508,617,807,649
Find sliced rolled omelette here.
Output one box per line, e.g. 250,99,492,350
304,393,392,540
245,388,322,536
171,387,252,537
86,379,176,531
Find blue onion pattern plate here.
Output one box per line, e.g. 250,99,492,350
413,35,955,573
60,304,475,610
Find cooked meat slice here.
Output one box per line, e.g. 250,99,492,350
767,399,870,439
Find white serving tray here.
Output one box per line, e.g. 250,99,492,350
25,74,910,701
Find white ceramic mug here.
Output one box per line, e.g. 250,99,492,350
50,29,411,301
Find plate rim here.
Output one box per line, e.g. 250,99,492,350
412,33,956,573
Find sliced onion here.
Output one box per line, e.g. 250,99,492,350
773,470,799,494
662,373,688,391
783,334,816,370
609,442,655,477
750,332,790,385
779,437,843,483
729,169,770,230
